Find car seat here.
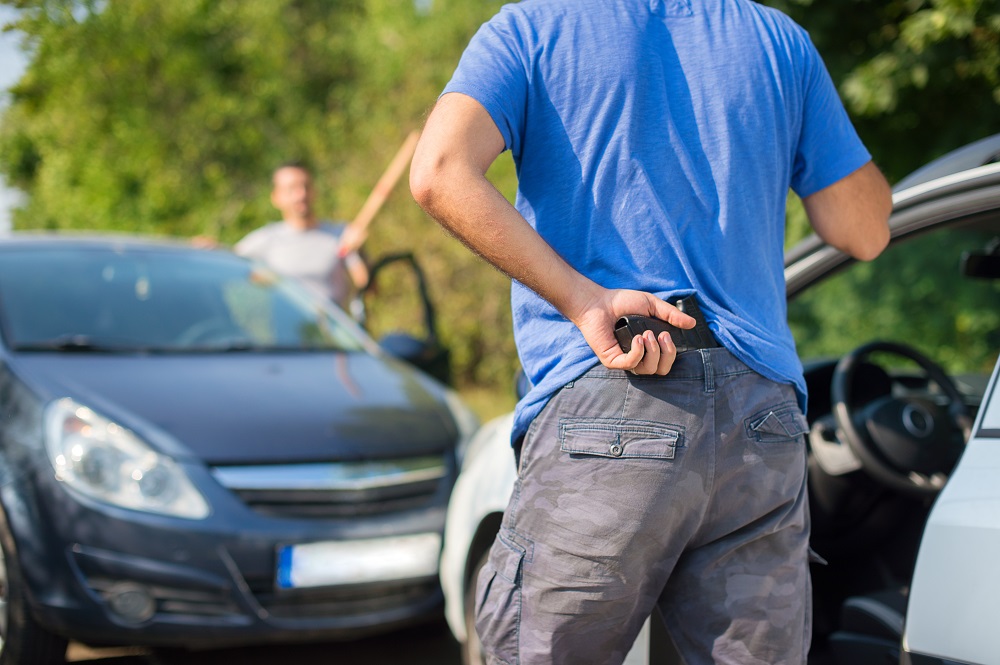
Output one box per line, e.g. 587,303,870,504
827,588,906,664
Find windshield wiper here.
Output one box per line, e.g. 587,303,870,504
15,334,136,353
17,335,345,354
181,340,261,353
178,342,336,353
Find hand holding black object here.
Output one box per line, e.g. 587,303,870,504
614,295,718,354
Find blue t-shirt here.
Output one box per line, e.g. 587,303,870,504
443,0,871,443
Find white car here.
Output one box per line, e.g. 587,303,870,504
903,361,1000,664
441,133,1000,665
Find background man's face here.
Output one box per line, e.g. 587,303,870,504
271,166,314,221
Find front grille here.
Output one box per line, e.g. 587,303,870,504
230,481,440,518
211,457,449,519
247,577,441,619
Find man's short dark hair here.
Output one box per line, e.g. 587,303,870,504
273,160,312,177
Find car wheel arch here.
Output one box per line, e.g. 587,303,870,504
0,488,69,664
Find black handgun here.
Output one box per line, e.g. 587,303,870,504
614,295,719,354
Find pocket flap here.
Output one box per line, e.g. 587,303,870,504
559,419,681,460
493,529,527,584
746,403,809,442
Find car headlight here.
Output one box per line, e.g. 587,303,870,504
44,398,210,519
443,388,479,468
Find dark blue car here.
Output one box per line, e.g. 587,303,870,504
0,234,477,663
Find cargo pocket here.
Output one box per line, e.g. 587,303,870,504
808,547,829,566
474,529,526,665
559,418,682,460
745,403,809,444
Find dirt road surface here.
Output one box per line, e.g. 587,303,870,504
66,619,462,665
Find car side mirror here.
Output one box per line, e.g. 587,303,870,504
961,238,1000,279
379,332,429,360
379,332,452,385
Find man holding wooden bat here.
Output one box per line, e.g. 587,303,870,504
234,134,419,317
234,161,370,313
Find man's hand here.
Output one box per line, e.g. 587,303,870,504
569,288,696,375
337,223,368,257
190,235,220,250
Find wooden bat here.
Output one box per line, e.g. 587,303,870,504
339,129,421,256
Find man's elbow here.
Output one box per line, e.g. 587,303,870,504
809,163,894,262
409,154,441,213
410,149,482,222
849,227,889,261
850,187,893,261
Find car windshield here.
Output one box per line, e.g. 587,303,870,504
0,245,367,353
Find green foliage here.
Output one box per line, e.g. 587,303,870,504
322,0,519,390
788,224,1000,375
785,191,811,248
766,0,1000,183
1,0,372,236
0,0,998,399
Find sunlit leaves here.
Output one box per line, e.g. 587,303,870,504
767,0,1000,182
0,0,364,237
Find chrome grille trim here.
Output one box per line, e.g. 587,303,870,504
211,456,447,492
210,456,450,519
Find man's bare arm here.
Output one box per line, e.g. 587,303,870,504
802,161,893,261
409,92,694,374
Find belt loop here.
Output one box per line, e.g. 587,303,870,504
699,348,715,393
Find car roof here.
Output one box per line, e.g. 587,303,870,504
893,133,1000,192
785,133,1000,271
0,231,211,253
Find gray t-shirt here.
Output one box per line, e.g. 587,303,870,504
234,221,353,307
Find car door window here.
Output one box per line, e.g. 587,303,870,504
788,221,1000,379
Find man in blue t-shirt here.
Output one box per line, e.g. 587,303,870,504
411,0,892,662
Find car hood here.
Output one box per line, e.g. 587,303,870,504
9,351,457,464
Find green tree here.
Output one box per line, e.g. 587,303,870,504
0,0,373,237
773,0,1000,387
771,0,1000,244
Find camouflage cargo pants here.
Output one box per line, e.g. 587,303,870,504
475,348,812,665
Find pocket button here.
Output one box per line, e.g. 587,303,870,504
609,443,624,457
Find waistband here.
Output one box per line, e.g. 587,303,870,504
580,346,754,382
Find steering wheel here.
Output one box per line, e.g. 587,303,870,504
832,341,972,497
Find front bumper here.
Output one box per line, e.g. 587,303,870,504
11,461,452,648
52,542,444,647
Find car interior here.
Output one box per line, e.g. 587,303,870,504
788,218,1000,664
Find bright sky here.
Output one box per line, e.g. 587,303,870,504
0,6,27,232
